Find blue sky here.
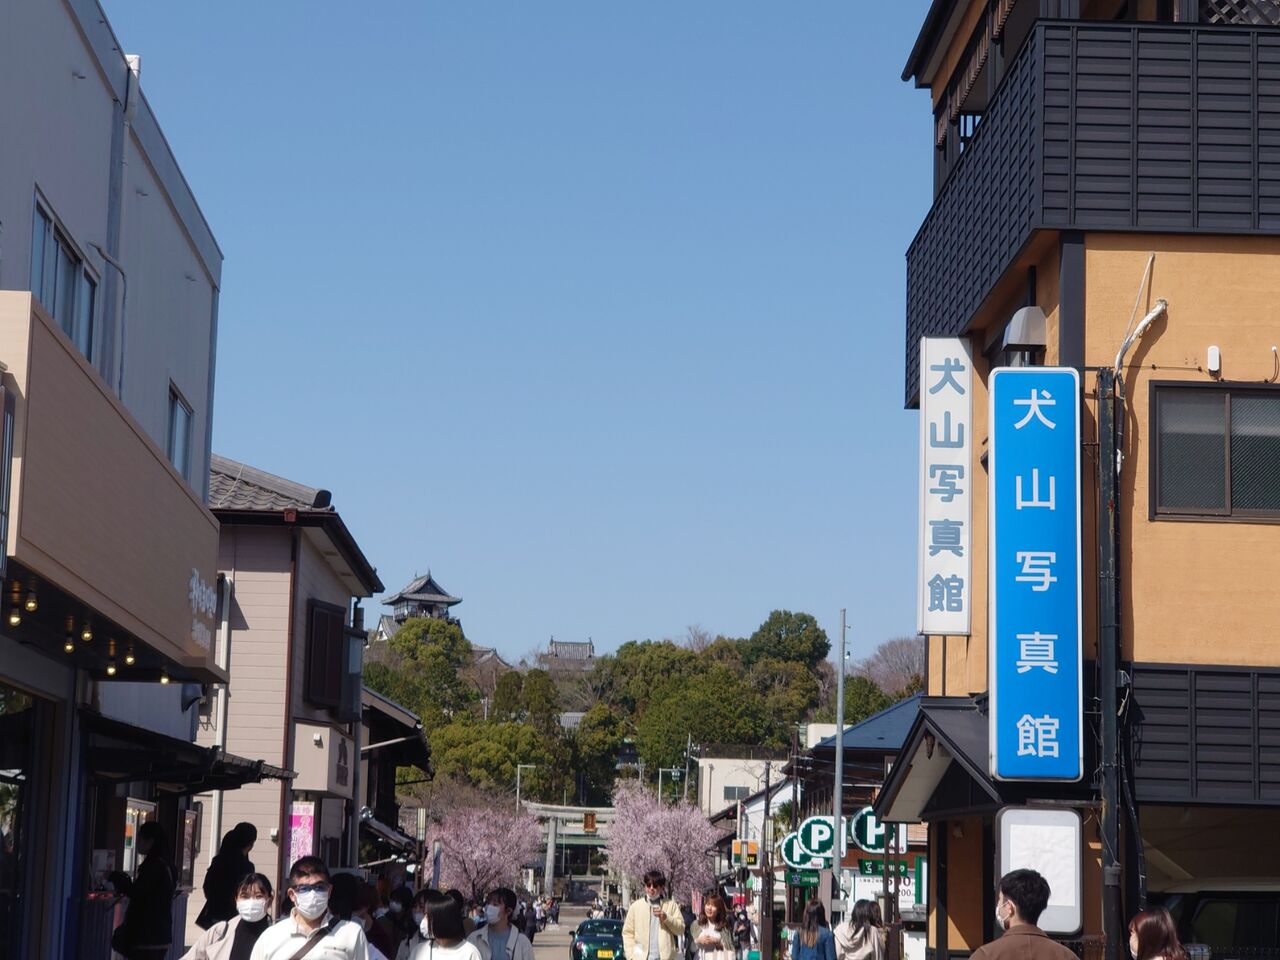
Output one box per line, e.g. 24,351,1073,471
107,1,934,663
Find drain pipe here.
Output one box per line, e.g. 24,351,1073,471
208,574,234,858
1099,296,1167,960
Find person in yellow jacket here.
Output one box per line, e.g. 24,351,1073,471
622,870,686,960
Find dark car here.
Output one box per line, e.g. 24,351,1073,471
571,919,624,960
1156,890,1280,952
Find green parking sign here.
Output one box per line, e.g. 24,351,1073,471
798,816,836,857
851,807,887,854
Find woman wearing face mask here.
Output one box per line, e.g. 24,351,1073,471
180,873,274,960
406,890,484,960
1128,908,1187,960
397,889,439,960
691,894,734,957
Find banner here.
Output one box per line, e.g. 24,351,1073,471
918,338,973,635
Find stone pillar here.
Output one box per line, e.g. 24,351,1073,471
544,815,558,896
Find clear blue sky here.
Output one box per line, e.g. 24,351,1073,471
107,1,935,663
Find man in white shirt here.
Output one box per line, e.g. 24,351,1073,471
250,856,370,960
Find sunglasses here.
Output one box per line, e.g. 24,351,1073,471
293,882,329,894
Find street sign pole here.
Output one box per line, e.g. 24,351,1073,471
832,608,846,922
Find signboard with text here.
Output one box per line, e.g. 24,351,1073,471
989,367,1083,781
919,337,974,635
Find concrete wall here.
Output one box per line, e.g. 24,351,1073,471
0,0,220,498
697,757,788,815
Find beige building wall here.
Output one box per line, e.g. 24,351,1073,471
187,526,294,946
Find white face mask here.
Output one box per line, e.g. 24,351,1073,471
420,916,433,940
390,902,404,915
294,888,330,920
995,902,1010,931
486,905,502,923
236,898,268,923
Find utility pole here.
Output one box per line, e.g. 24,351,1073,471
516,763,536,812
761,760,773,960
683,732,692,802
1097,368,1123,960
832,608,847,922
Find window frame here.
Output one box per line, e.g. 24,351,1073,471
29,195,98,362
166,384,194,483
304,599,347,710
1149,380,1280,523
722,785,750,803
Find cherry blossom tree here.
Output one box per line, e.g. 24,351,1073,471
605,781,718,902
425,806,542,902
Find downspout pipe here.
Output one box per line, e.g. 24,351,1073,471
1099,297,1167,960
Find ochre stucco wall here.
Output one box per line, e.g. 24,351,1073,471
1084,233,1280,666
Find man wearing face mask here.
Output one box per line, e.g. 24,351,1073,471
249,856,369,960
970,870,1077,960
468,888,534,960
622,870,686,960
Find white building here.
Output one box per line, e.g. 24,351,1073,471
697,749,789,816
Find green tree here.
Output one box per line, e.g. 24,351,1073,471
430,719,554,795
749,657,821,730
635,664,770,767
593,640,703,714
521,669,562,734
363,617,476,731
740,610,830,669
573,703,625,804
812,675,894,725
491,671,523,721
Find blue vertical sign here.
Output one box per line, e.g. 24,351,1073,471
989,368,1083,781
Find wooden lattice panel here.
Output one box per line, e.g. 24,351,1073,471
1200,0,1280,25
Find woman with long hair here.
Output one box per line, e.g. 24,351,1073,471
180,872,274,960
791,901,836,960
406,889,484,960
835,900,884,960
109,821,177,960
1128,908,1187,960
691,893,734,955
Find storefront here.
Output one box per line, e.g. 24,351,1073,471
0,294,275,957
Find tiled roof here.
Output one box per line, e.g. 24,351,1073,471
546,639,595,659
384,571,461,606
209,454,332,512
815,695,921,753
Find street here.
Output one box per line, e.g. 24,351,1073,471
532,907,590,960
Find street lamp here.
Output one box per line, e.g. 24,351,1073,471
515,764,537,811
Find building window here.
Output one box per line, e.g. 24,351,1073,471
1154,386,1280,518
167,387,193,483
304,599,362,721
30,202,96,360
723,785,751,802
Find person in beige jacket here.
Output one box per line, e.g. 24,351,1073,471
622,870,686,960
182,873,275,960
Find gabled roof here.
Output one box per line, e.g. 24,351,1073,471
209,454,383,595
210,454,332,512
375,615,399,639
471,645,514,670
814,695,922,754
383,571,461,607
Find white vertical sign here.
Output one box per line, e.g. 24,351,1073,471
918,337,973,635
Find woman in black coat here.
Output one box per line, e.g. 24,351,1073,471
110,821,176,960
196,821,257,928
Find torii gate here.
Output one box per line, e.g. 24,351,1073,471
520,801,617,896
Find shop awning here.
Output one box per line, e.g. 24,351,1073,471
81,710,294,795
874,697,1093,824
359,809,420,855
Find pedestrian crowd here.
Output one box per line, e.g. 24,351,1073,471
103,832,1188,960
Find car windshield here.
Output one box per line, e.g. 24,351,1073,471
579,921,623,938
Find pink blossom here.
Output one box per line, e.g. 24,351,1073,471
425,806,543,902
604,781,717,902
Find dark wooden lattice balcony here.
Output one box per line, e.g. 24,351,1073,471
903,17,1280,405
